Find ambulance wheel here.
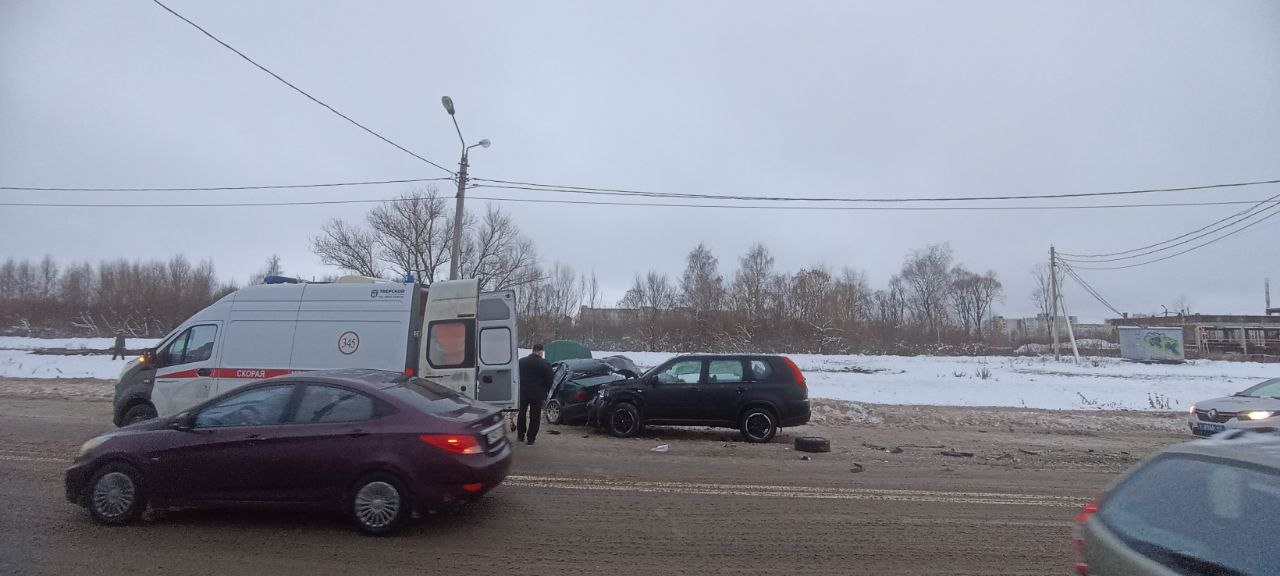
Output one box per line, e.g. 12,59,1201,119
122,403,157,426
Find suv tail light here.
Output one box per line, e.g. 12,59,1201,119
781,357,806,388
420,434,483,455
575,390,590,401
1072,498,1101,575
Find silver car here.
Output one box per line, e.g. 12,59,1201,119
1187,378,1280,437
1074,431,1280,575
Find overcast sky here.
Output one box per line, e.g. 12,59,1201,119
2,0,1278,322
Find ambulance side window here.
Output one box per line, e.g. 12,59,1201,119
426,319,475,369
160,325,217,366
184,325,218,364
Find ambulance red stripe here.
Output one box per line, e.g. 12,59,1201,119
156,368,295,379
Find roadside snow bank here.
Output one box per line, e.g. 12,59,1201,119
1,340,1273,412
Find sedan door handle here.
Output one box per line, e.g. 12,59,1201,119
736,387,746,394
348,429,370,438
245,433,262,440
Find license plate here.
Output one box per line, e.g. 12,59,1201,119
484,425,505,446
1196,423,1225,434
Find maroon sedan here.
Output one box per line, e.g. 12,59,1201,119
66,369,511,535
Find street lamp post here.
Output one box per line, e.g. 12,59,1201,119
442,96,490,281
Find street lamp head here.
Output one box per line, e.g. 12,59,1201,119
478,139,491,148
441,96,455,116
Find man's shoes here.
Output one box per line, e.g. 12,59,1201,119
517,435,525,442
526,440,535,446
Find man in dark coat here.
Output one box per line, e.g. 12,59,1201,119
111,331,127,360
516,343,554,445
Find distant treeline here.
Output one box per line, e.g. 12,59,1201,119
3,239,1012,355
515,242,1009,355
0,255,236,338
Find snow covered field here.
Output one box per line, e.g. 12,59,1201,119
1,339,1275,411
0,336,161,351
568,350,1276,412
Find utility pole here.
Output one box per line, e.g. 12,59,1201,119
448,150,469,281
441,96,490,281
1050,245,1060,361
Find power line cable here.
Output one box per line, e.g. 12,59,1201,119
3,196,1280,210
1059,262,1125,317
1066,205,1280,270
1058,192,1280,259
0,177,452,192
471,176,1280,204
1057,194,1280,263
151,0,454,175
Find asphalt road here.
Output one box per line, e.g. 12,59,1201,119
0,396,1122,575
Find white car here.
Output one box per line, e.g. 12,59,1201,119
1188,378,1280,437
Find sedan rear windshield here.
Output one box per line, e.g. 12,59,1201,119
383,377,474,413
1096,453,1280,575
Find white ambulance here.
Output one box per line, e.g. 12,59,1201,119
111,276,519,426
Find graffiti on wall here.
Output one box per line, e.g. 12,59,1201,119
1145,331,1181,355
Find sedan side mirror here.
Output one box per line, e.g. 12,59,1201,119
172,412,195,431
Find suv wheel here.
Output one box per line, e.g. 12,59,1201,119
607,402,642,438
544,400,563,425
351,473,408,536
740,407,778,443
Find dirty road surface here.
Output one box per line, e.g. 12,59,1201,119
0,380,1186,575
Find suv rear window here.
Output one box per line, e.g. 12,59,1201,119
1096,453,1280,575
749,359,773,380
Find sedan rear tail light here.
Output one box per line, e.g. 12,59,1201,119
1072,498,1101,575
781,357,806,388
574,390,590,401
420,434,483,455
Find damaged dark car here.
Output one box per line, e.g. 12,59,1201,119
544,356,640,425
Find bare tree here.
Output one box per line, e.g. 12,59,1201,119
38,255,58,296
310,188,537,290
1030,263,1054,333
900,244,954,342
459,204,539,291
312,219,381,278
367,189,451,282
680,243,725,348
621,271,677,350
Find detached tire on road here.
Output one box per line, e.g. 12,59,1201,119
607,402,642,438
794,436,831,453
544,399,564,425
739,407,778,443
87,462,145,526
121,403,157,426
350,472,409,536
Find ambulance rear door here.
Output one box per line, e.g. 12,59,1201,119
475,290,519,410
418,279,479,397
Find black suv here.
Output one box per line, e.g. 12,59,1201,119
585,354,810,443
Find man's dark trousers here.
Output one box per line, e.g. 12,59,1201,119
517,398,543,443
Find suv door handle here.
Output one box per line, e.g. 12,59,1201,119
245,433,262,440
197,368,211,377
736,387,746,394
348,429,370,438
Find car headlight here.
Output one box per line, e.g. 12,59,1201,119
78,434,113,457
1241,411,1275,421
1189,405,1197,415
